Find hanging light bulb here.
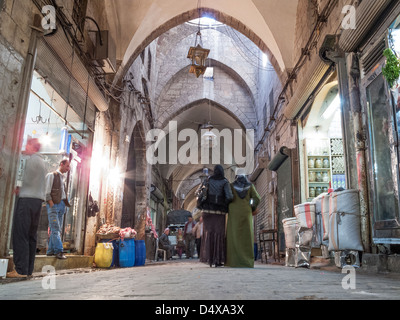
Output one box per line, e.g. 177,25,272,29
40,132,52,146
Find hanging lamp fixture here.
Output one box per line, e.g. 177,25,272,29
201,122,217,148
201,100,217,148
187,4,210,78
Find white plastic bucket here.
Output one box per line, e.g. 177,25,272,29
283,218,298,249
0,259,8,279
294,202,316,229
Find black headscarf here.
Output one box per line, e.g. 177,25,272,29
233,175,251,199
211,165,225,180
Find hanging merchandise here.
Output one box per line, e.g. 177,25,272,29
59,127,71,154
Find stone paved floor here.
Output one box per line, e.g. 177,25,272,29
1,258,400,301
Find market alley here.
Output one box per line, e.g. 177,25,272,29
1,259,400,301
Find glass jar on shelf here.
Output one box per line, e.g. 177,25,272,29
323,158,330,168
316,171,322,182
309,187,315,198
315,158,322,168
308,158,315,168
309,171,316,182
322,171,329,182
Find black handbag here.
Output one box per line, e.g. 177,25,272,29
196,178,209,208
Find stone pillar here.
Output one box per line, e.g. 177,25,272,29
0,16,41,257
346,52,371,253
326,46,371,253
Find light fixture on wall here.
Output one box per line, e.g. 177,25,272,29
32,99,48,124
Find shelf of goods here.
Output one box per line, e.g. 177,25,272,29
305,138,345,201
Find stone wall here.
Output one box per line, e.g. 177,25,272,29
0,0,115,256
253,0,360,257
0,0,39,256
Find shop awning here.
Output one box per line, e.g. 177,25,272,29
283,58,333,120
268,147,289,172
339,0,392,52
41,29,109,112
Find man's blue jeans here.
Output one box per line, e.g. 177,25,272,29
47,202,66,255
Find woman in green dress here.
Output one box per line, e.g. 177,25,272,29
226,173,261,268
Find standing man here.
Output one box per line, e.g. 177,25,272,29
45,159,71,259
184,216,196,259
7,138,47,278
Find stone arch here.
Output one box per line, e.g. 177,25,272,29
121,121,148,239
155,65,257,130
116,7,286,87
154,27,265,104
160,98,246,131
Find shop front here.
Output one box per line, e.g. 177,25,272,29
13,66,96,255
268,147,298,251
298,75,348,204
358,12,400,245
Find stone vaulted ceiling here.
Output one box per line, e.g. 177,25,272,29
105,0,299,82
104,0,299,211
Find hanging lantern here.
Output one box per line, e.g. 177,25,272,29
201,122,217,148
187,31,210,78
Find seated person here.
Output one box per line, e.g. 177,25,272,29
158,228,174,260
